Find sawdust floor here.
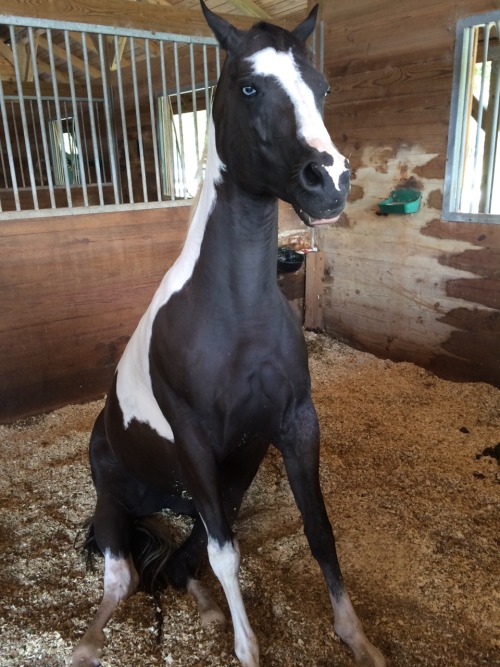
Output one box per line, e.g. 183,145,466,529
1,332,499,667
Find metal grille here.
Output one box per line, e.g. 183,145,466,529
0,17,220,218
0,15,324,220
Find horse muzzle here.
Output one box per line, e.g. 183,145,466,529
291,157,351,227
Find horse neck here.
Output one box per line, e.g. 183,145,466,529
182,129,280,306
200,175,279,291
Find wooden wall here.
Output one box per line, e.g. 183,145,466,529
0,200,304,422
319,0,500,386
0,207,187,421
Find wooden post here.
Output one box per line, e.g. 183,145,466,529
304,251,324,329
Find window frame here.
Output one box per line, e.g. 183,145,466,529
443,11,500,224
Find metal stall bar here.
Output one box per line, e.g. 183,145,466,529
203,44,210,119
130,36,148,202
483,21,500,212
46,28,74,207
114,34,134,203
78,101,92,185
145,38,162,201
11,102,25,188
160,40,175,200
0,76,20,210
98,33,120,203
64,29,88,205
173,42,187,198
9,26,39,207
28,26,55,205
29,100,43,187
471,22,491,212
451,24,476,213
190,43,200,169
81,31,104,204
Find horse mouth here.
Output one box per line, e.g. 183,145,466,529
296,208,341,227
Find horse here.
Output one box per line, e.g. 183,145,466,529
72,3,386,666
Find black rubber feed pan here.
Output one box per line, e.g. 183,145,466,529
277,246,304,273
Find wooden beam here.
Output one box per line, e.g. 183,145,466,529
2,79,88,98
35,58,70,84
0,38,13,64
304,251,324,330
223,0,272,19
0,0,290,38
37,34,102,79
69,32,99,55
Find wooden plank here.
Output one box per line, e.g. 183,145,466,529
0,0,284,38
37,33,102,78
304,251,324,330
0,206,190,421
329,59,454,105
224,0,272,19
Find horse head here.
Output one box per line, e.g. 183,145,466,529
201,1,350,227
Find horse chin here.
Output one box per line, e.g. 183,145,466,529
295,206,342,228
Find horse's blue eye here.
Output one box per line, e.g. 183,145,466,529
242,85,257,97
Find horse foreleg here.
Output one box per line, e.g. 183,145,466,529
72,551,139,667
207,537,259,667
276,401,386,667
174,431,259,667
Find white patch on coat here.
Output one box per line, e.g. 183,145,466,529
207,538,259,667
248,47,346,190
116,121,224,440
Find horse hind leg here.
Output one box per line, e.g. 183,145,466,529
72,547,138,667
167,517,226,627
73,412,140,667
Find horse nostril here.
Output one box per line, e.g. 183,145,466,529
300,161,324,190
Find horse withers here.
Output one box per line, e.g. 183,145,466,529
72,3,386,667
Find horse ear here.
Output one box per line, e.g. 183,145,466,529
200,0,242,53
292,4,319,43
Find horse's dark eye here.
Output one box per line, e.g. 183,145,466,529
242,85,257,97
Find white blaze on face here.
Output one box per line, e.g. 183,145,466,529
116,122,224,440
248,47,346,191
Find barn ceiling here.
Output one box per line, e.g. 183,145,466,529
163,0,308,22
0,0,309,85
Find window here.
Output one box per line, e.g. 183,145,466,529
443,13,500,222
158,91,211,200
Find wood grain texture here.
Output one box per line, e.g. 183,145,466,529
320,0,500,386
0,206,189,420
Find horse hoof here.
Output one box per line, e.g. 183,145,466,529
353,643,387,667
71,647,101,667
200,605,227,627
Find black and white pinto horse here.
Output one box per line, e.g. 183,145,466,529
72,3,386,667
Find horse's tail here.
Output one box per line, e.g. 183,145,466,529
76,515,174,592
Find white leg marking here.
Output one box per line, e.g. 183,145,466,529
330,591,386,667
207,538,259,667
72,552,139,667
187,577,226,626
